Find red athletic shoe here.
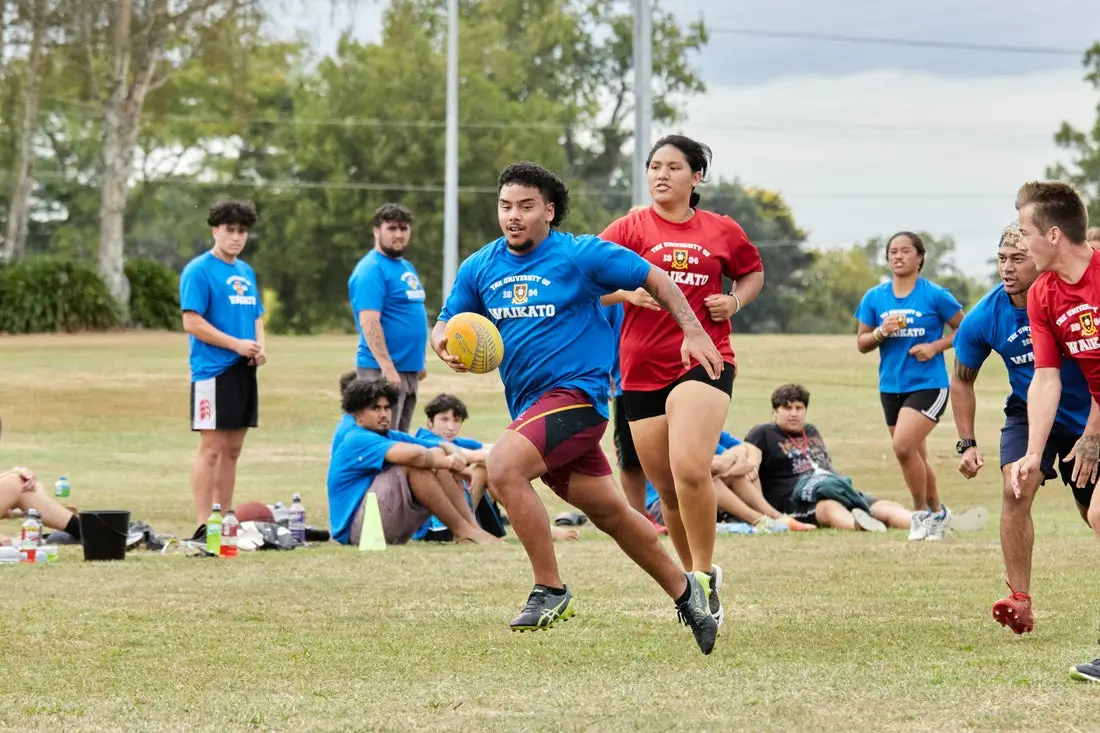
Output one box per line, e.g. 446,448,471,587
649,516,668,535
992,582,1034,634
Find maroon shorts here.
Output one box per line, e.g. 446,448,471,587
508,388,611,501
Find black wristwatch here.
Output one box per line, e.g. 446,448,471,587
956,439,977,455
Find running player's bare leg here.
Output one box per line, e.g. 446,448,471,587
917,439,941,511
620,467,648,514
629,417,692,567
1001,464,1040,593
486,429,562,588
889,409,939,511
665,381,728,573
567,472,687,598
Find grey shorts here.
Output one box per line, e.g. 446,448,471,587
357,368,419,433
349,466,430,545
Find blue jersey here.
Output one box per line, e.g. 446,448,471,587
413,427,484,451
855,278,963,393
326,426,433,544
602,302,624,397
954,284,1090,434
646,431,741,507
439,230,650,419
179,252,265,382
349,250,429,372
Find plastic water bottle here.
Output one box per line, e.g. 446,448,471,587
220,510,239,558
271,502,289,527
715,521,755,535
289,494,306,544
20,509,42,563
206,504,222,556
54,476,70,499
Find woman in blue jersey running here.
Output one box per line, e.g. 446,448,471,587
855,231,965,541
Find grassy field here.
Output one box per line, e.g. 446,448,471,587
1,331,1098,731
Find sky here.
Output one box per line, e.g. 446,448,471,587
277,0,1100,279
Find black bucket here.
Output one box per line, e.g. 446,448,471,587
78,510,132,561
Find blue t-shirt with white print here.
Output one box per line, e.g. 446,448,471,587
954,283,1090,434
854,277,963,393
180,252,265,382
349,250,428,372
439,230,650,420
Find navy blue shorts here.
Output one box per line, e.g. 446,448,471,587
1000,406,1096,508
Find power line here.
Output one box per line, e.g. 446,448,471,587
706,27,1083,57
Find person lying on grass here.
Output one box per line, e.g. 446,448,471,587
0,467,83,546
327,376,500,546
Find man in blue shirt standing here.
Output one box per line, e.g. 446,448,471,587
180,199,266,533
950,224,1098,635
432,162,722,654
348,203,428,432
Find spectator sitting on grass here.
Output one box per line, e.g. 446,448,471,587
326,376,500,546
414,392,580,542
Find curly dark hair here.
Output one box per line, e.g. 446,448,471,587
338,370,358,396
498,162,570,227
341,377,399,415
646,135,712,208
771,383,810,410
372,202,413,228
424,393,470,422
207,198,257,228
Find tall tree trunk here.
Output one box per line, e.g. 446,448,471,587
4,0,47,263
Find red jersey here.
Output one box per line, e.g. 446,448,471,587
600,206,763,391
1028,249,1100,400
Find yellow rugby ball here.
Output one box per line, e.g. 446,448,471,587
444,312,504,374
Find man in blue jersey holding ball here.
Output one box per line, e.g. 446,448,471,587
180,199,266,535
431,162,723,654
949,224,1099,635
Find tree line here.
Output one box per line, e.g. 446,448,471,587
0,1,1097,334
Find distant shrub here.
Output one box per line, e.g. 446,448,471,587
0,257,119,334
125,258,181,331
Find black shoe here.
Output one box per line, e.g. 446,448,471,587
676,572,717,655
509,586,575,631
304,526,331,543
707,565,725,630
1071,643,1100,682
190,525,206,542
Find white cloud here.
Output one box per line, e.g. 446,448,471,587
661,68,1098,278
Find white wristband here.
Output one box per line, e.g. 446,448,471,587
730,292,742,314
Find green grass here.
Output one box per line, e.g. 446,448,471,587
1,332,1098,731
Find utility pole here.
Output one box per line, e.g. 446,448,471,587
631,0,653,207
442,0,460,302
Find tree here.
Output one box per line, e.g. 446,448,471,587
792,247,882,334
3,0,52,263
232,0,709,332
702,180,813,333
1047,42,1100,225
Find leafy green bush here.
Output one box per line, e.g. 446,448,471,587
0,257,120,334
125,258,181,331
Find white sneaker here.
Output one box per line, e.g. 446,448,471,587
924,506,952,541
950,507,989,532
852,508,887,532
908,510,930,541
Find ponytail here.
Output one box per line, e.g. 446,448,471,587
689,189,700,208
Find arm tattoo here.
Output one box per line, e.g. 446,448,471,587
364,320,393,364
954,360,980,382
643,278,701,331
1080,434,1100,461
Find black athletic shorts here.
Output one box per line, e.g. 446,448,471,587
612,396,641,470
190,357,259,431
879,388,948,427
622,362,735,422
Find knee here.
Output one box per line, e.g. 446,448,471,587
669,459,711,491
892,439,919,462
1087,506,1100,531
486,456,522,494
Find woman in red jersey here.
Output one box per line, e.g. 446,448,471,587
601,135,764,628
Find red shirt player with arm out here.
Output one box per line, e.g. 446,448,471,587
600,135,764,633
1008,179,1100,684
